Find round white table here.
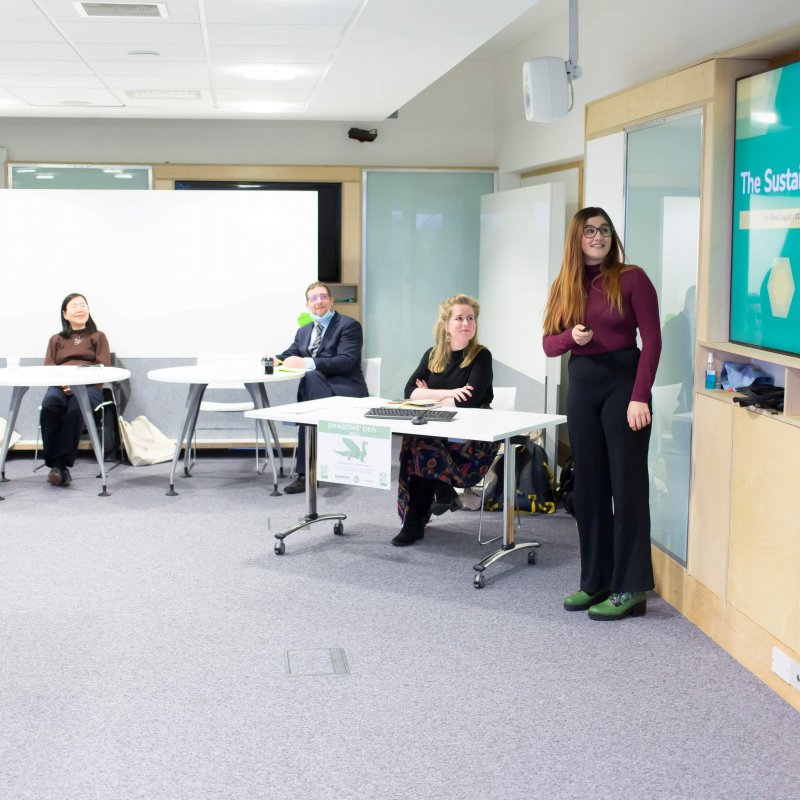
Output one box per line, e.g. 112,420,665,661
0,365,131,498
147,365,304,496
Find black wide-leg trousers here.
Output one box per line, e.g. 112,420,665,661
566,347,654,594
40,385,103,469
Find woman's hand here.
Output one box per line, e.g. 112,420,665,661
627,400,651,431
415,378,428,389
62,385,72,395
450,384,473,403
571,325,593,346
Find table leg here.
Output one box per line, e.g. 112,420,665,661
73,385,109,497
167,383,206,496
244,382,280,496
0,386,30,489
472,435,540,588
273,423,346,554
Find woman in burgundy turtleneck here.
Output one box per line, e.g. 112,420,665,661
543,207,661,621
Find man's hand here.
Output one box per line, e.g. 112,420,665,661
281,356,306,369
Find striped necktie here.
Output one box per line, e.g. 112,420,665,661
309,322,324,357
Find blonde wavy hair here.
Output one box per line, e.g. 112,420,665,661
428,294,485,373
542,207,631,335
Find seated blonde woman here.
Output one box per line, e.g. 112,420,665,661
393,294,498,546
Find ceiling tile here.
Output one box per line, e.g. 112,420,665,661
57,21,205,45
76,42,207,60
0,20,65,41
12,85,122,106
203,0,363,26
0,73,104,88
209,45,334,64
0,42,80,58
101,73,210,90
207,25,345,48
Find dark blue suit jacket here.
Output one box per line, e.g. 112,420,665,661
277,311,368,398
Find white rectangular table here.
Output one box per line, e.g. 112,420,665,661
0,365,131,497
247,396,566,587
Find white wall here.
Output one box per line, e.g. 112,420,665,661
493,0,800,186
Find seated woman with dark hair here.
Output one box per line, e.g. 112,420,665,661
393,294,498,546
41,293,111,487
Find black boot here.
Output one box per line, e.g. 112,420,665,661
430,482,463,516
392,476,435,546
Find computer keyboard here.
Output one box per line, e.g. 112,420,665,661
364,407,457,421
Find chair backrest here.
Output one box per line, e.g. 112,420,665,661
362,357,381,396
491,386,517,411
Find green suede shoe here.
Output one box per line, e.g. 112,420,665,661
563,588,610,611
588,591,647,620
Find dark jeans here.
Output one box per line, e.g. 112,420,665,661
40,386,103,469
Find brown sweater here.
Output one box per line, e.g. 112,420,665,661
44,330,111,367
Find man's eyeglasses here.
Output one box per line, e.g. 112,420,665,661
307,293,330,302
583,225,613,239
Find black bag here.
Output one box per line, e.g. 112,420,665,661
484,438,555,514
556,456,576,516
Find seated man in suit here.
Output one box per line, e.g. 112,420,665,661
276,281,369,493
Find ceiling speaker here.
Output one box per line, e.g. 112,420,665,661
522,57,569,122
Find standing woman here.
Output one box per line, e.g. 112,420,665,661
41,293,111,487
393,294,498,546
542,208,661,620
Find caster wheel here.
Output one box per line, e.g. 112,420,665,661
527,550,538,565
333,521,344,536
473,573,485,589
274,540,286,555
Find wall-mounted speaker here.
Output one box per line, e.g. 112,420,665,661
522,57,569,122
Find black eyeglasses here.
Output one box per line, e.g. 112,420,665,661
583,225,613,239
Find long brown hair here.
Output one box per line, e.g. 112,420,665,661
429,294,484,373
542,207,630,335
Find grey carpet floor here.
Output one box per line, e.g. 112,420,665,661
1,452,798,800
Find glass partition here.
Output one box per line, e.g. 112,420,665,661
624,110,702,563
9,164,151,189
364,171,495,399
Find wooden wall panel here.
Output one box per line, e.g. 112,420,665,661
729,409,800,650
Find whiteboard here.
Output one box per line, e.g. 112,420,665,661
0,190,317,358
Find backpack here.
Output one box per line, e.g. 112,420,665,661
483,437,555,514
555,456,575,516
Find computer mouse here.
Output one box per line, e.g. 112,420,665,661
411,413,427,425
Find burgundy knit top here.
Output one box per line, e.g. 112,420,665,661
542,264,662,403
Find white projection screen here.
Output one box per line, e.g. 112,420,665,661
0,190,317,358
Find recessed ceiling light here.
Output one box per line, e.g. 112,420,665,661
127,49,161,57
59,100,96,106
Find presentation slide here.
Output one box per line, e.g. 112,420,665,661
731,61,800,356
0,190,317,358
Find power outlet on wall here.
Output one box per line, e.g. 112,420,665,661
771,647,800,691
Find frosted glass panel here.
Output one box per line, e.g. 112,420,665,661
365,171,494,399
625,111,702,564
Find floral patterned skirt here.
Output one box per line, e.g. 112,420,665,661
397,436,500,521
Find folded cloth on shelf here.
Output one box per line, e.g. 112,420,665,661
720,362,774,391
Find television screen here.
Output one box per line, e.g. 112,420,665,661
731,61,800,357
175,180,341,283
